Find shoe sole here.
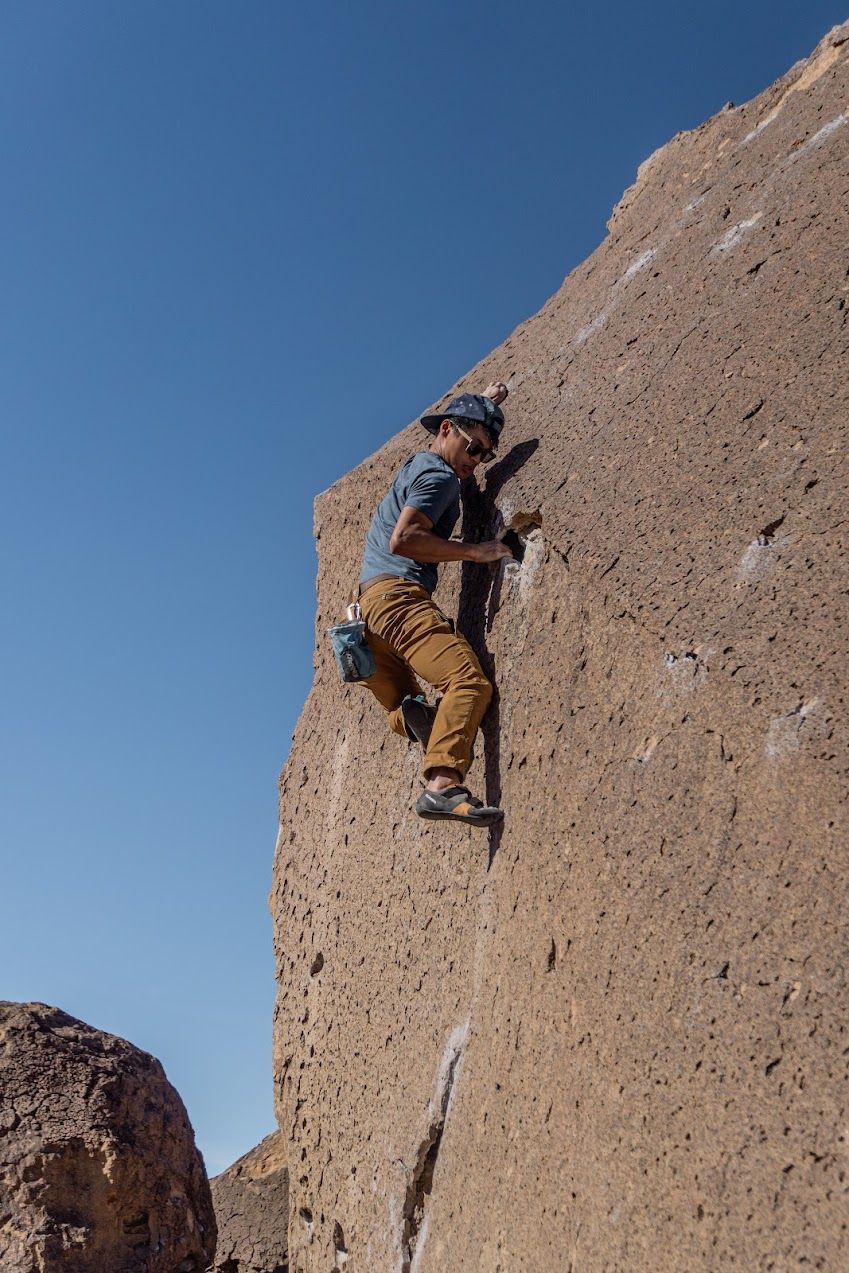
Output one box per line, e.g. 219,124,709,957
401,700,435,745
416,808,504,827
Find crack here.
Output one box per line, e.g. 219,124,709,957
333,1220,349,1268
744,245,788,276
549,541,571,569
741,398,765,422
624,322,701,406
400,1031,466,1272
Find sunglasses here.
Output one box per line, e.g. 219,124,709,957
451,420,496,464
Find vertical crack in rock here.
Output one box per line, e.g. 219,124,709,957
400,1026,468,1273
333,1219,348,1268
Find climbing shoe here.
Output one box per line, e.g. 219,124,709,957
400,694,437,745
415,785,504,828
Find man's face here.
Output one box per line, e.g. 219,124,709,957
438,418,495,480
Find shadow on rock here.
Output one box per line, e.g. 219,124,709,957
457,439,539,869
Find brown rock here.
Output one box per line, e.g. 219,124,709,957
209,1131,289,1272
0,1001,216,1272
271,20,849,1273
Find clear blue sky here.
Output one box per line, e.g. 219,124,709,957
2,1,844,1175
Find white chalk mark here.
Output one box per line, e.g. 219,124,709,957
684,192,709,212
737,538,770,577
785,112,848,164
324,732,350,838
573,247,657,347
430,1019,470,1128
517,530,545,606
712,212,763,253
735,525,788,580
658,648,711,702
623,247,657,281
743,117,773,144
409,1214,430,1273
632,735,660,766
766,700,819,759
574,309,608,347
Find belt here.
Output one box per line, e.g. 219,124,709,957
358,573,420,598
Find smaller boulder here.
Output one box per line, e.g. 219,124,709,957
0,1001,216,1272
210,1130,289,1272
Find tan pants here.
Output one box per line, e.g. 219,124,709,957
358,578,492,780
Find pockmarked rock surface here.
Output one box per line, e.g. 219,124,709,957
0,1001,216,1273
271,23,849,1272
210,1130,289,1272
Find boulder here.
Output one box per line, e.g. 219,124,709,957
210,1130,289,1272
271,20,849,1272
0,1001,216,1272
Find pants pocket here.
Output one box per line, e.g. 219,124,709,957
431,604,455,634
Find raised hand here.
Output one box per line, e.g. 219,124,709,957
482,381,508,406
473,538,515,563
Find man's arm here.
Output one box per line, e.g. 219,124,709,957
390,506,512,564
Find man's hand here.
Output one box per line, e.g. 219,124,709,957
472,537,515,564
482,380,508,406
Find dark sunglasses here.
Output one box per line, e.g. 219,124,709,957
451,420,496,463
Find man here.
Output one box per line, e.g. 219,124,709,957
356,382,514,827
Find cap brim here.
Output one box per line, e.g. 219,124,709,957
420,414,443,434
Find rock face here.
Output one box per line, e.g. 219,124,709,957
0,1001,216,1273
271,23,849,1272
210,1131,289,1272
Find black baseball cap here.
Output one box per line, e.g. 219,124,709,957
420,393,505,445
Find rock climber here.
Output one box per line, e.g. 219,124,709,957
356,381,514,827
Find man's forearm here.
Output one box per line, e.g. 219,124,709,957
390,527,478,563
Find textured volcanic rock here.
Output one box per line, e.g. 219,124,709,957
271,23,849,1272
0,1001,216,1273
210,1130,289,1272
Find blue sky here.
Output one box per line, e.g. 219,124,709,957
2,1,844,1175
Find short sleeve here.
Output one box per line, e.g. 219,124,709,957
404,466,458,524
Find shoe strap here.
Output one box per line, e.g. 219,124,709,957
442,785,484,809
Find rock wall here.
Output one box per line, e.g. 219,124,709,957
271,23,849,1272
210,1130,289,1272
0,1001,215,1273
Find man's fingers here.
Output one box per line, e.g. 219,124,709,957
476,538,515,563
483,380,508,404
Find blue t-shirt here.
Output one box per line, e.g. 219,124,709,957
359,450,461,595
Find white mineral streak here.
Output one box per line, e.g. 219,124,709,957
574,248,658,347
712,212,764,253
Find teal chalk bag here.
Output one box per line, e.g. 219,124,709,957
328,602,376,683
